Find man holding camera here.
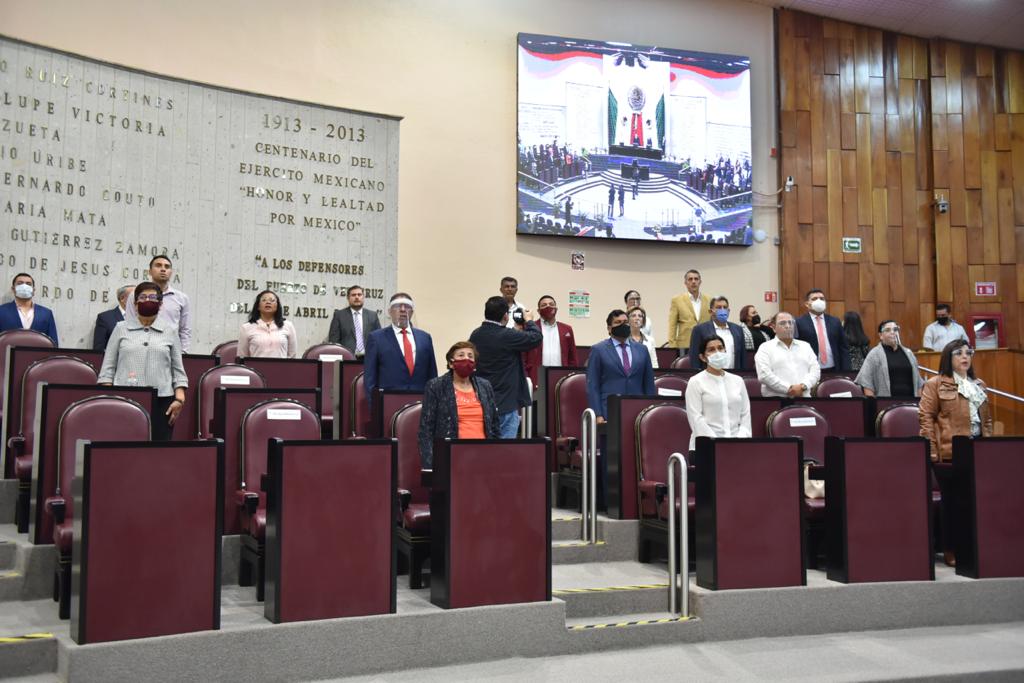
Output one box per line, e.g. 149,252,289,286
469,296,543,438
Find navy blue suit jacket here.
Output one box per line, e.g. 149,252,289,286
586,337,656,418
688,321,747,370
795,312,851,371
363,326,438,403
0,301,58,345
92,307,124,351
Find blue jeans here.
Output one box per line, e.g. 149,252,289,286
498,410,521,439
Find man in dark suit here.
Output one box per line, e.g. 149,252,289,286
327,284,381,357
524,295,578,386
0,273,59,344
469,296,543,438
795,288,851,371
92,284,134,351
363,292,438,404
688,296,747,370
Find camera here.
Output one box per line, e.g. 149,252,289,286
936,199,949,214
784,175,795,192
511,306,526,326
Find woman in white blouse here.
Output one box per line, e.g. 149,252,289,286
627,306,659,369
684,335,751,451
237,290,297,358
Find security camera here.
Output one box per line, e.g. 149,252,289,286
935,195,949,214
784,176,795,192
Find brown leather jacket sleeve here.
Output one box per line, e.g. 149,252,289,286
918,377,940,458
978,380,995,436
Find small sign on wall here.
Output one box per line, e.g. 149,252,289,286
568,290,590,318
974,281,997,296
842,237,862,254
764,291,777,303
571,251,585,271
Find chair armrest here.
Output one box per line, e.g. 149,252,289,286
260,473,269,492
398,489,412,512
45,496,66,524
638,480,668,505
235,489,259,514
555,436,579,453
6,435,24,457
803,459,825,480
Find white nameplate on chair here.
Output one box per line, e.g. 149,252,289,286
319,354,346,362
830,391,853,398
789,417,817,427
657,388,682,397
220,375,251,386
267,409,302,420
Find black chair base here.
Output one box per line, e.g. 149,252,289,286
56,555,71,619
639,518,695,569
396,527,430,589
556,469,582,511
239,535,265,602
15,483,30,534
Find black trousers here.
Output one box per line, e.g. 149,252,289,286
151,396,175,441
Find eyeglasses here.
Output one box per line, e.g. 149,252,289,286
881,326,900,333
952,348,975,357
136,295,160,303
775,320,795,327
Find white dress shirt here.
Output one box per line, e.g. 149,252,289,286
392,324,416,361
713,323,735,369
754,337,821,397
922,320,969,352
689,293,702,320
638,333,659,369
17,304,34,329
685,370,751,451
540,320,562,366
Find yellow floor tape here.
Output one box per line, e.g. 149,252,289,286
0,633,54,644
553,583,669,595
568,616,693,630
553,540,607,548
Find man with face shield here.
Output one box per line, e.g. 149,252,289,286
854,320,924,398
0,273,59,343
363,292,438,405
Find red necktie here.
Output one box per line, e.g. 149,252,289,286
401,329,415,376
619,342,631,374
814,316,828,365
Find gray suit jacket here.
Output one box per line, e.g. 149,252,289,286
328,307,381,355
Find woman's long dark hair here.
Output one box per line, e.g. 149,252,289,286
842,311,869,347
248,290,284,328
938,338,975,379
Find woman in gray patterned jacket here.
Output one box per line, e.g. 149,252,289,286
854,320,923,398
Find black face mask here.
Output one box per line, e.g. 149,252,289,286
937,316,950,326
611,323,630,339
750,315,761,326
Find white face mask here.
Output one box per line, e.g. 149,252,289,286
14,283,33,299
810,299,827,314
706,351,729,370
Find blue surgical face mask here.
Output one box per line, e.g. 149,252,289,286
714,308,729,323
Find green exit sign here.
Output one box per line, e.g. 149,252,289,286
842,237,862,254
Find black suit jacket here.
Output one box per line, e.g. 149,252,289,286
468,321,543,413
327,307,381,355
92,307,124,351
795,312,851,371
687,321,747,370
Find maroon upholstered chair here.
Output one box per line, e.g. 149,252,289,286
744,375,763,398
670,355,691,370
236,399,321,601
392,402,429,588
196,364,266,439
350,372,369,437
553,372,588,509
11,357,97,532
654,374,688,396
634,403,694,563
212,340,239,365
876,402,943,529
303,343,354,433
814,377,864,398
0,329,55,423
45,395,151,618
303,343,354,362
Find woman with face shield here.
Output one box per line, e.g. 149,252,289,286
684,335,751,452
853,320,923,398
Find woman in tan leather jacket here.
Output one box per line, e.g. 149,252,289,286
919,339,994,462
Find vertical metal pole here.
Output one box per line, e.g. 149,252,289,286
668,452,689,617
589,409,597,543
580,408,595,543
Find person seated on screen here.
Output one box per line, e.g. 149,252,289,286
855,320,923,398
237,290,297,359
417,341,500,468
754,312,820,398
685,336,751,452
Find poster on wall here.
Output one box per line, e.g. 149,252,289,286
516,33,752,246
0,36,400,351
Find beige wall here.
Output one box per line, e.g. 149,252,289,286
3,0,779,358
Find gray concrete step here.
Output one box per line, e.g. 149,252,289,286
551,518,638,564
0,541,16,570
0,632,57,680
0,526,55,603
0,480,16,526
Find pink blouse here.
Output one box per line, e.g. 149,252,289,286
238,319,297,358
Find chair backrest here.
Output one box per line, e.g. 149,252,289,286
239,399,320,492
303,343,355,362
815,376,864,398
197,364,266,438
743,375,763,398
350,372,368,437
670,356,692,370
56,396,151,520
766,404,830,464
875,404,921,438
554,372,588,441
1,330,55,414
654,374,688,396
635,403,691,484
19,357,97,449
304,343,354,426
212,340,238,365
391,402,426,503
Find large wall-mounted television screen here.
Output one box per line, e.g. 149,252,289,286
517,33,752,245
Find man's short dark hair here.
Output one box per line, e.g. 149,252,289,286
606,309,627,326
500,276,518,286
624,290,640,303
149,255,172,269
11,273,33,287
936,303,951,312
710,296,730,309
685,269,701,279
805,288,825,301
538,295,556,307
347,285,363,295
484,296,508,322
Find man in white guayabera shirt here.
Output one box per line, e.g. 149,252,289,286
754,312,820,398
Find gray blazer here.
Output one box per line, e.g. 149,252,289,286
327,307,381,355
854,344,924,397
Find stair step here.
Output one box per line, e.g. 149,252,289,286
0,541,16,570
0,631,58,679
0,526,56,603
565,612,693,630
551,516,582,542
0,480,16,526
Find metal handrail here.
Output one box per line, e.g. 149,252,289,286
918,366,1024,403
520,378,534,438
580,408,598,544
667,452,689,617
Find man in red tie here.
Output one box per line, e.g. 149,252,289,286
794,288,851,371
363,292,438,405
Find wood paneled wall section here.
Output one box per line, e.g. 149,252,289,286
778,10,1024,353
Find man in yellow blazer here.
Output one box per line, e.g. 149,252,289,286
667,269,711,351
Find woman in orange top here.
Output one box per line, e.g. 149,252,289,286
417,341,500,467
